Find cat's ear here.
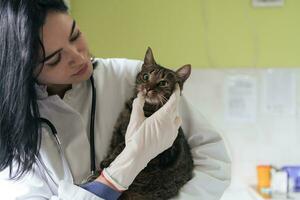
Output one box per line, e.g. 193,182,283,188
143,47,156,67
176,64,191,83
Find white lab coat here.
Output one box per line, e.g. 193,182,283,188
0,58,231,200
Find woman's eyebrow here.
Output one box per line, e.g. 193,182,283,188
42,20,76,63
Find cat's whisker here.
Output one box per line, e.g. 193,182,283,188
163,95,168,102
134,85,142,93
159,97,164,106
156,94,162,105
157,94,167,106
159,98,165,106
126,82,139,91
160,95,168,103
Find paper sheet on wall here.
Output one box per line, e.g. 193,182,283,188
224,75,257,123
252,0,284,7
262,69,296,116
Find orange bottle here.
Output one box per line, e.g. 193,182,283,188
257,165,271,198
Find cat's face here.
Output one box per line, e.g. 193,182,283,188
136,47,191,106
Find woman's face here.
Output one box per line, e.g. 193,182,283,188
35,11,93,86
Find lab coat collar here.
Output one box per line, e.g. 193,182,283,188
34,81,83,100
35,83,48,99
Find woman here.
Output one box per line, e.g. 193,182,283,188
0,0,231,199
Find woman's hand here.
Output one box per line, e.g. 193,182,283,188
101,84,182,191
125,83,182,156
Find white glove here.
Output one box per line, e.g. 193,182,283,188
102,84,182,191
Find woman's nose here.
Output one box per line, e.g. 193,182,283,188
67,45,85,67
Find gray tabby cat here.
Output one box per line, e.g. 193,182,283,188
100,47,194,200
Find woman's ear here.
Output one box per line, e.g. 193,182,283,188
176,64,191,83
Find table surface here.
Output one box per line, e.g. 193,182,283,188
221,186,300,200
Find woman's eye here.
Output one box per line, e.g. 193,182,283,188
143,74,149,81
70,30,81,42
47,54,61,66
158,80,168,87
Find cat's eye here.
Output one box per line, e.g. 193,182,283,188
158,80,168,87
143,73,149,81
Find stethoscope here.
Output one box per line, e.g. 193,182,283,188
38,72,98,185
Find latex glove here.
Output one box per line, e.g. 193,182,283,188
102,84,182,191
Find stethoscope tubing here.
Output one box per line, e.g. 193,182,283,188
38,75,97,184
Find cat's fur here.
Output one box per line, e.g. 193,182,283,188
100,47,194,200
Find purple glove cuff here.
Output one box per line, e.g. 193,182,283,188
80,181,122,200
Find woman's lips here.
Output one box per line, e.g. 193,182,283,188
73,63,88,76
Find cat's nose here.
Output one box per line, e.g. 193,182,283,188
147,90,156,97
144,85,151,92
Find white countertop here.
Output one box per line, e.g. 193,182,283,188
221,186,300,200
221,186,256,200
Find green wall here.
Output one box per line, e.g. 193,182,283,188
71,0,300,68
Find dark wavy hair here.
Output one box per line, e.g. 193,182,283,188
0,0,68,179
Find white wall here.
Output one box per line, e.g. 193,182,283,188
183,68,300,187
